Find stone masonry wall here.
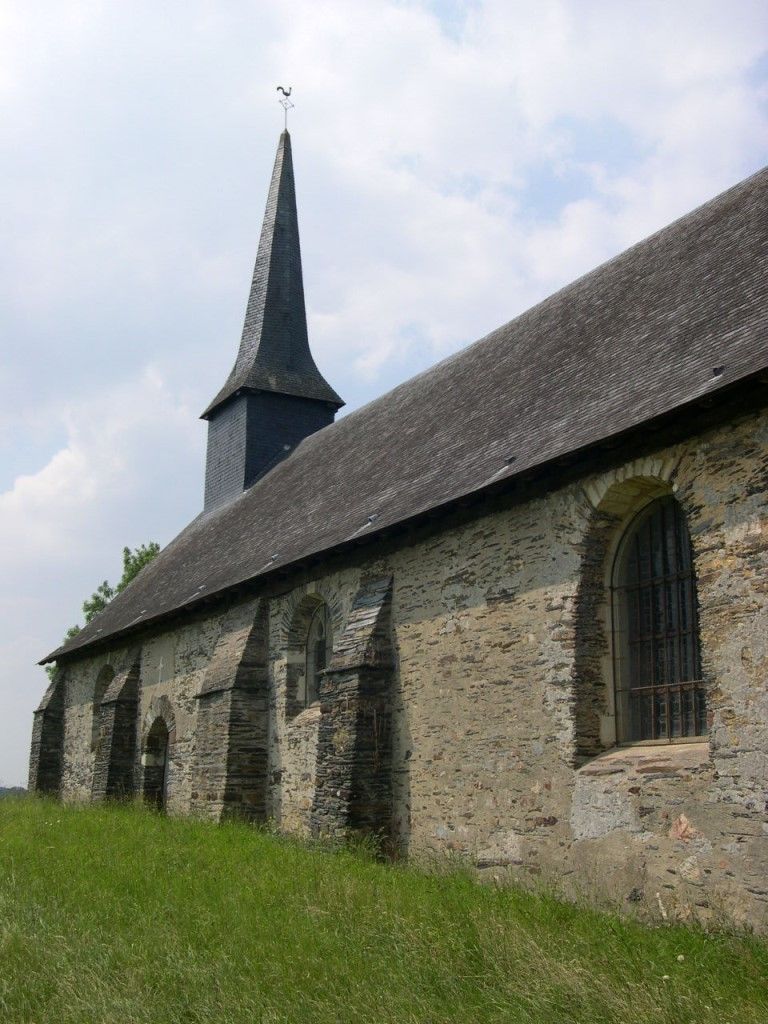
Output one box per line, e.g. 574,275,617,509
49,406,768,930
91,662,140,800
191,599,270,820
58,611,224,812
28,674,65,795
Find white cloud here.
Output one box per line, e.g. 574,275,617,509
1,367,199,567
0,368,202,785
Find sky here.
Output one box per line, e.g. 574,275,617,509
2,0,767,786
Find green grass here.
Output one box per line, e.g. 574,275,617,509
0,798,766,1024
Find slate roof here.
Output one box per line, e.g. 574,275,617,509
202,131,343,417
46,165,768,662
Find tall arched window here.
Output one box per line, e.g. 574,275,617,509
613,496,706,743
305,603,331,706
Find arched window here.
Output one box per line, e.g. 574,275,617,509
613,496,705,743
91,665,114,751
305,603,331,707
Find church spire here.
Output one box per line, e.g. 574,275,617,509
202,130,343,418
202,130,344,511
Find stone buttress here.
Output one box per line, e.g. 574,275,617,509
311,578,396,840
92,660,140,800
191,601,270,821
28,673,65,795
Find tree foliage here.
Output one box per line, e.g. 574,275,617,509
80,543,161,624
46,542,160,679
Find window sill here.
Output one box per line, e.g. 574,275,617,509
617,734,708,747
577,740,710,778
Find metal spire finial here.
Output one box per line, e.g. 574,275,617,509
276,86,294,131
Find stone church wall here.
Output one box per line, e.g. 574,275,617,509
61,651,120,801
49,406,768,930
58,613,223,812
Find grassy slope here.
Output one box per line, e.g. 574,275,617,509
0,799,765,1024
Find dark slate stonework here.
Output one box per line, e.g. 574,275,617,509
204,397,249,512
203,132,342,417
202,129,342,512
311,578,395,840
92,663,139,800
28,674,65,795
191,602,270,820
204,392,335,511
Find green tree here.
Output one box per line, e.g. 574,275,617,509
115,542,160,594
46,542,160,679
81,580,115,624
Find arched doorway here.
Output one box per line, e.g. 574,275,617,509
143,717,170,809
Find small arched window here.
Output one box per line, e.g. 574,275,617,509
613,496,706,743
305,603,331,706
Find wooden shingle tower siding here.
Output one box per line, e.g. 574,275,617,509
202,130,344,511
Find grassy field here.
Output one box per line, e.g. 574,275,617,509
0,798,765,1024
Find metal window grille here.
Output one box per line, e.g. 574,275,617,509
615,497,706,742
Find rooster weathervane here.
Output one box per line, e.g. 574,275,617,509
277,86,294,130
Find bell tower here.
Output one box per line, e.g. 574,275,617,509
202,131,343,511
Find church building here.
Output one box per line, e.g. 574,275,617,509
31,130,768,931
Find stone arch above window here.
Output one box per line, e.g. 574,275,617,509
280,584,344,647
141,695,176,737
91,665,115,751
581,456,680,516
612,495,705,743
572,468,703,760
285,593,337,717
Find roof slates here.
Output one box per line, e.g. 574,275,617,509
47,166,768,662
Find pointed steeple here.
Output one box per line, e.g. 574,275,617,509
203,131,343,418
202,130,343,511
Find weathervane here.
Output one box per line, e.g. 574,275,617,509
276,86,294,130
